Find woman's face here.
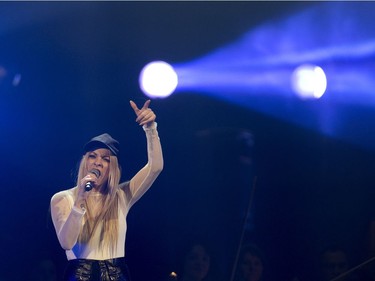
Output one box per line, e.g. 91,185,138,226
86,148,111,187
183,244,210,281
240,253,263,281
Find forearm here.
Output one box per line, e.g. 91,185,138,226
57,206,85,250
128,122,163,199
51,194,85,250
144,122,164,174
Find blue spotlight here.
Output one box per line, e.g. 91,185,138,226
142,2,375,150
170,2,375,105
139,61,178,98
291,64,327,100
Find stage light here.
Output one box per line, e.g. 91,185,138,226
139,61,178,98
291,64,327,100
139,2,375,150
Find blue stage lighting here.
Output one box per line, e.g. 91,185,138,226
139,2,375,150
291,64,327,100
139,61,178,98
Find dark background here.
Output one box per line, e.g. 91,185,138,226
0,2,375,281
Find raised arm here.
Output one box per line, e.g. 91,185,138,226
124,100,164,205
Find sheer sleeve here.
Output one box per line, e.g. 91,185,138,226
50,190,85,250
121,122,163,207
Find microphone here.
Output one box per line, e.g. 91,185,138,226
85,169,101,192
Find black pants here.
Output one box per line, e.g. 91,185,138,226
63,258,131,281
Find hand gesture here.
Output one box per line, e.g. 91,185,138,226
130,99,156,127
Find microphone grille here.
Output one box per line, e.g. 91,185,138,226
90,169,101,178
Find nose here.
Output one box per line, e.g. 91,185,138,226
94,159,103,167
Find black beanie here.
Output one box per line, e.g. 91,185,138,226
83,133,120,157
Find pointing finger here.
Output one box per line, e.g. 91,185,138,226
141,100,151,110
129,100,139,113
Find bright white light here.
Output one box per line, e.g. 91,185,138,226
139,61,178,98
291,64,327,99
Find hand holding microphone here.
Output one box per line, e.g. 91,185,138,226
84,169,101,192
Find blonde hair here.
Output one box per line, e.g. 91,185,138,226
75,153,121,255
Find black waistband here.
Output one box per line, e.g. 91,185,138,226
68,257,126,265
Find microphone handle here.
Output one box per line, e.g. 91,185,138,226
85,182,93,192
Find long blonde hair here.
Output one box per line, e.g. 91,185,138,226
75,153,121,254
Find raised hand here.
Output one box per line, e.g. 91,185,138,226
129,99,156,127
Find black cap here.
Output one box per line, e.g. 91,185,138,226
83,133,120,157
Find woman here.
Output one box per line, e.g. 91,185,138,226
50,100,163,281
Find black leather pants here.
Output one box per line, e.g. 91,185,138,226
63,258,131,281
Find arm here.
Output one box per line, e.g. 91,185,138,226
126,122,163,204
50,191,85,250
50,165,100,250
123,100,164,205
